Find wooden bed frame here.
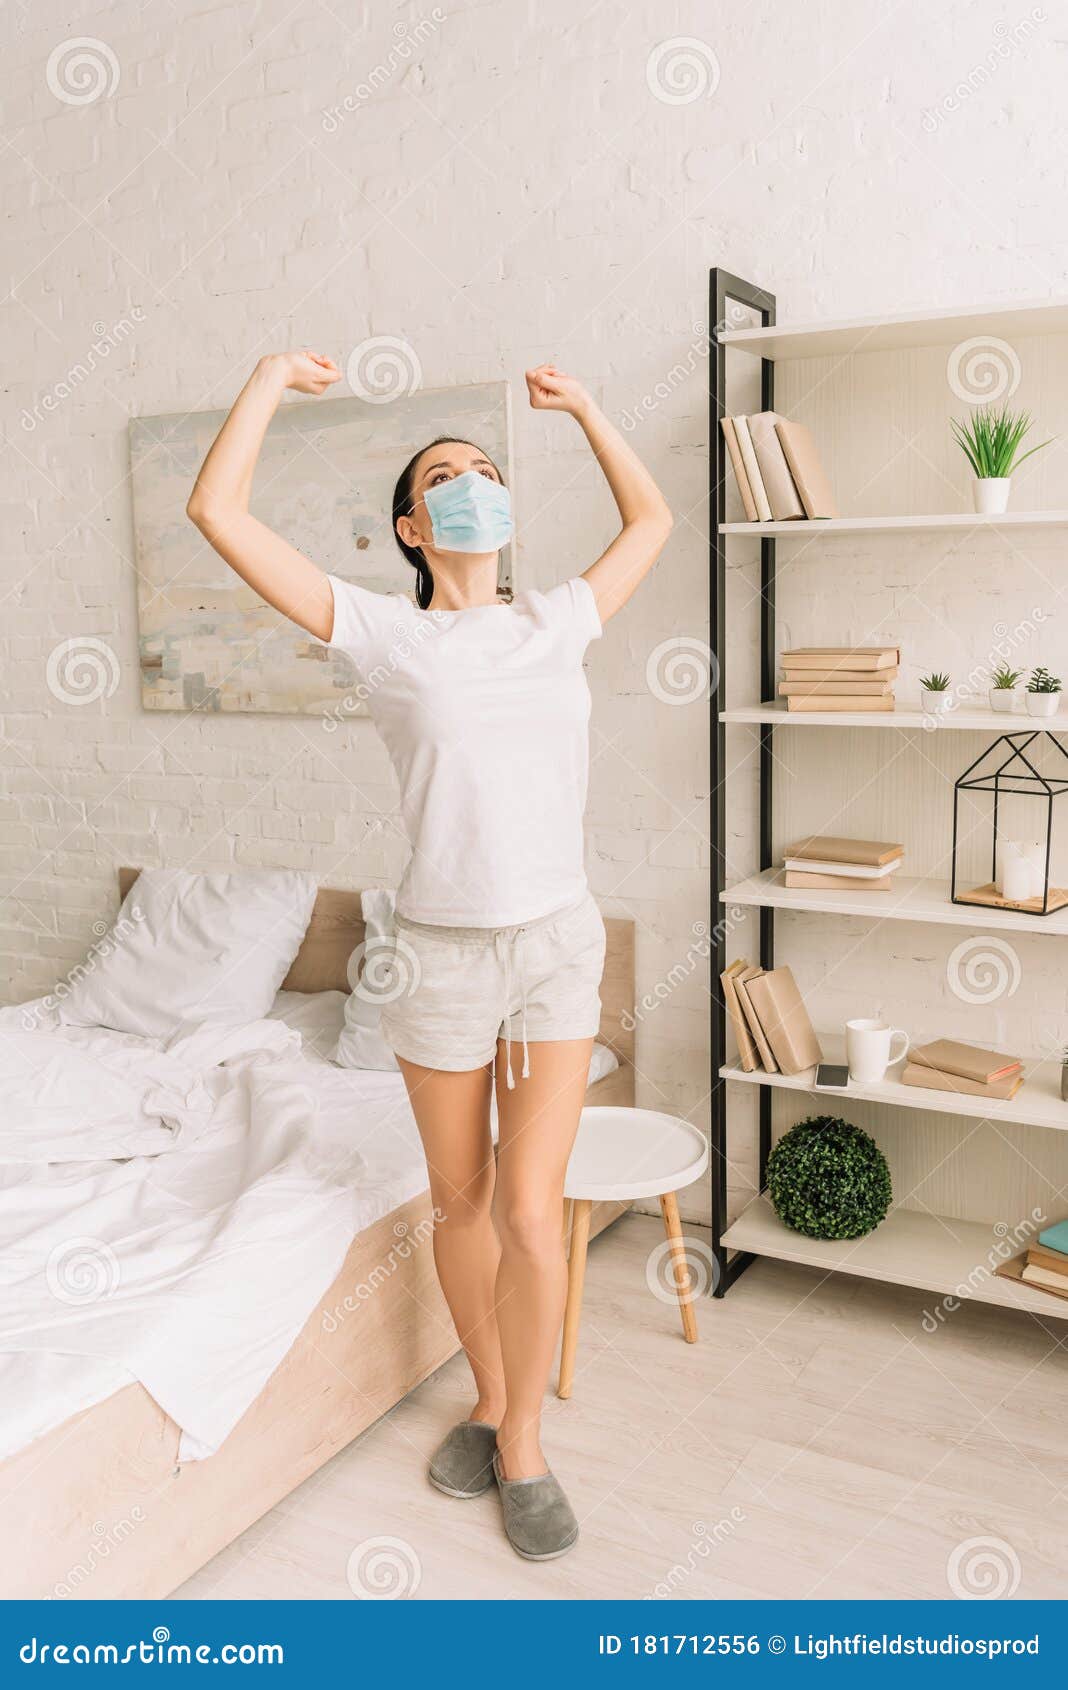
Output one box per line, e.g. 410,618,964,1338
1,874,635,1598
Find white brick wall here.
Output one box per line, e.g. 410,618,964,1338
1,0,1060,1223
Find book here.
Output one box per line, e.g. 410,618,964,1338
787,695,894,713
746,412,805,521
909,1039,1021,1085
734,966,778,1072
780,667,900,685
721,959,759,1073
774,418,839,519
720,418,758,522
901,1062,1022,1101
784,870,894,891
779,679,896,697
1026,1242,1068,1277
743,966,822,1076
782,647,900,672
733,417,772,522
1022,1263,1068,1293
785,836,905,868
783,856,902,880
994,1251,1068,1302
1038,1218,1068,1256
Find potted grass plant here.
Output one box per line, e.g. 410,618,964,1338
989,662,1023,714
1025,665,1062,717
919,670,952,715
951,405,1051,515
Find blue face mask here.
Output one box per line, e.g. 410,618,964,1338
423,469,514,554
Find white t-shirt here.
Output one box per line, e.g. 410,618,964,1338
322,575,602,927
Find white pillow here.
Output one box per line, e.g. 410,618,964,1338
58,868,318,1040
334,888,401,1071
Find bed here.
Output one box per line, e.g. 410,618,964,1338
0,873,635,1598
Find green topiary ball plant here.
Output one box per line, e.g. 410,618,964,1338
767,1115,891,1241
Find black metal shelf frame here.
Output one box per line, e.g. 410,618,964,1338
709,269,777,1296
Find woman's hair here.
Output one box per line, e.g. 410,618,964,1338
391,436,506,609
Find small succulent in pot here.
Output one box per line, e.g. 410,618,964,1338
951,404,1052,515
989,662,1024,714
1025,665,1062,717
919,670,952,715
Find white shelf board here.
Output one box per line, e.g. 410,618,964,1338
721,868,1068,938
719,510,1068,537
717,295,1068,362
721,1195,1066,1319
720,1038,1068,1135
719,699,1065,731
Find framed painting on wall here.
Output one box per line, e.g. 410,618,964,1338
129,380,514,715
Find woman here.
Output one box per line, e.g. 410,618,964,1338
187,351,672,1559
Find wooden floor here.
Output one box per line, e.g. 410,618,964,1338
176,1213,1068,1601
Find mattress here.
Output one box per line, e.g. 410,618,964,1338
0,989,427,1463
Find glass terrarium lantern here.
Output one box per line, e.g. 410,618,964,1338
951,730,1068,916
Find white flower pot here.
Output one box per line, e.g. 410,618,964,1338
973,476,1011,515
988,689,1017,713
1025,692,1060,717
921,688,951,714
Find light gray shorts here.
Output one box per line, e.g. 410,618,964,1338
379,892,606,1085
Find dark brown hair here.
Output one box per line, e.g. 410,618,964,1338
391,436,506,609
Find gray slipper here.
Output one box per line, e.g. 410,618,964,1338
493,1449,579,1560
428,1420,498,1498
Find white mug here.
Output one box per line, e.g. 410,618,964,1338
846,1017,909,1083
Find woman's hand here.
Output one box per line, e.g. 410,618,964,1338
525,363,593,419
263,350,342,396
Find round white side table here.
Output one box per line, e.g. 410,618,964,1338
558,1105,709,1399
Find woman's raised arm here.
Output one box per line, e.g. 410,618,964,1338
186,351,342,641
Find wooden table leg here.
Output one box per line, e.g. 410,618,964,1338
659,1191,698,1343
561,1196,573,1254
557,1197,592,1399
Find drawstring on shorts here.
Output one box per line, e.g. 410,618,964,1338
494,926,530,1089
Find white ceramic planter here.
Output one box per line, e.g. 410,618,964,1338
973,476,1011,514
1025,692,1060,717
988,689,1017,713
921,688,951,714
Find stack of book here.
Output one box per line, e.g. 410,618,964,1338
720,412,838,521
1019,1220,1068,1299
783,836,904,892
779,646,899,712
720,961,822,1076
901,1039,1023,1101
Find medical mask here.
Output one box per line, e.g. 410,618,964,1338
423,470,514,553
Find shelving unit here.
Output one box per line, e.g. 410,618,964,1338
708,270,1068,1313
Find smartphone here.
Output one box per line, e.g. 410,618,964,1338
815,1062,850,1088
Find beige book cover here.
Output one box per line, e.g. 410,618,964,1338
734,966,778,1072
995,1252,1068,1302
746,412,805,521
781,667,900,685
774,418,839,519
786,836,904,868
733,417,772,522
784,870,893,891
787,694,894,712
909,1039,1021,1085
1022,1264,1068,1293
779,679,895,697
721,959,759,1073
720,418,758,521
1027,1243,1068,1277
782,647,900,671
901,1062,1022,1101
743,967,822,1076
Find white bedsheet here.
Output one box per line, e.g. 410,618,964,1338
0,990,426,1463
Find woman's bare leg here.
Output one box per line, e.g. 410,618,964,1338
396,1056,505,1423
493,1036,594,1479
